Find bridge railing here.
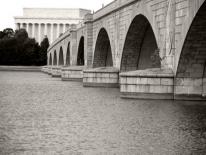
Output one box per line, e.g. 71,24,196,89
93,0,136,21
76,21,85,30
48,30,71,52
93,0,117,19
48,21,87,52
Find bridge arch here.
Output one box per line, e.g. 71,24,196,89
120,14,160,72
53,50,57,66
77,36,84,66
176,1,206,78
58,46,64,66
93,28,113,68
66,42,70,65
175,0,205,73
49,53,52,65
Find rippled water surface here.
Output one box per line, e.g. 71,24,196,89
0,71,206,155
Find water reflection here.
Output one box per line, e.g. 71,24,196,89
0,71,206,154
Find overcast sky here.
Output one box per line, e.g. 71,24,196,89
0,0,113,31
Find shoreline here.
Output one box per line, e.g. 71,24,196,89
0,66,42,72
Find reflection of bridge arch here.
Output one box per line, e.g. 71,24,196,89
176,1,206,78
93,28,113,68
53,50,57,66
120,14,159,72
66,42,70,65
49,53,52,65
58,46,64,65
77,36,84,66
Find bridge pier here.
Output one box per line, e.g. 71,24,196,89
61,66,85,81
47,66,52,75
42,66,52,75
174,78,206,100
41,66,48,73
119,68,206,101
83,67,119,87
120,68,174,100
51,66,62,77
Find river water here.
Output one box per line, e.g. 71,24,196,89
0,71,206,155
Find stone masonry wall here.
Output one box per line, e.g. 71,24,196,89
176,1,206,78
92,0,169,70
47,0,205,76
174,0,205,73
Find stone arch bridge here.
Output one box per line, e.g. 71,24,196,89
43,0,206,100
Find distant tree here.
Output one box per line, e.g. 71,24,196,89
3,28,14,38
22,38,40,65
15,29,28,43
0,31,5,39
0,28,17,65
14,29,29,65
0,37,17,65
0,28,15,40
39,36,49,65
0,28,47,66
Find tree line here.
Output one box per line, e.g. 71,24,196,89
0,28,49,66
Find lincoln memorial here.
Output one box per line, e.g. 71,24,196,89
14,8,91,44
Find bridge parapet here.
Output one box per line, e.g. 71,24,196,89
84,13,93,23
48,29,72,52
76,21,85,30
93,0,136,20
48,24,81,52
93,0,116,20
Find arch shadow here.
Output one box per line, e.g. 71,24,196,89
66,42,70,65
120,14,160,72
49,53,52,65
176,1,206,78
93,28,113,68
77,37,84,66
58,46,64,66
53,50,57,66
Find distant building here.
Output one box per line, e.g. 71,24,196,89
14,8,91,44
